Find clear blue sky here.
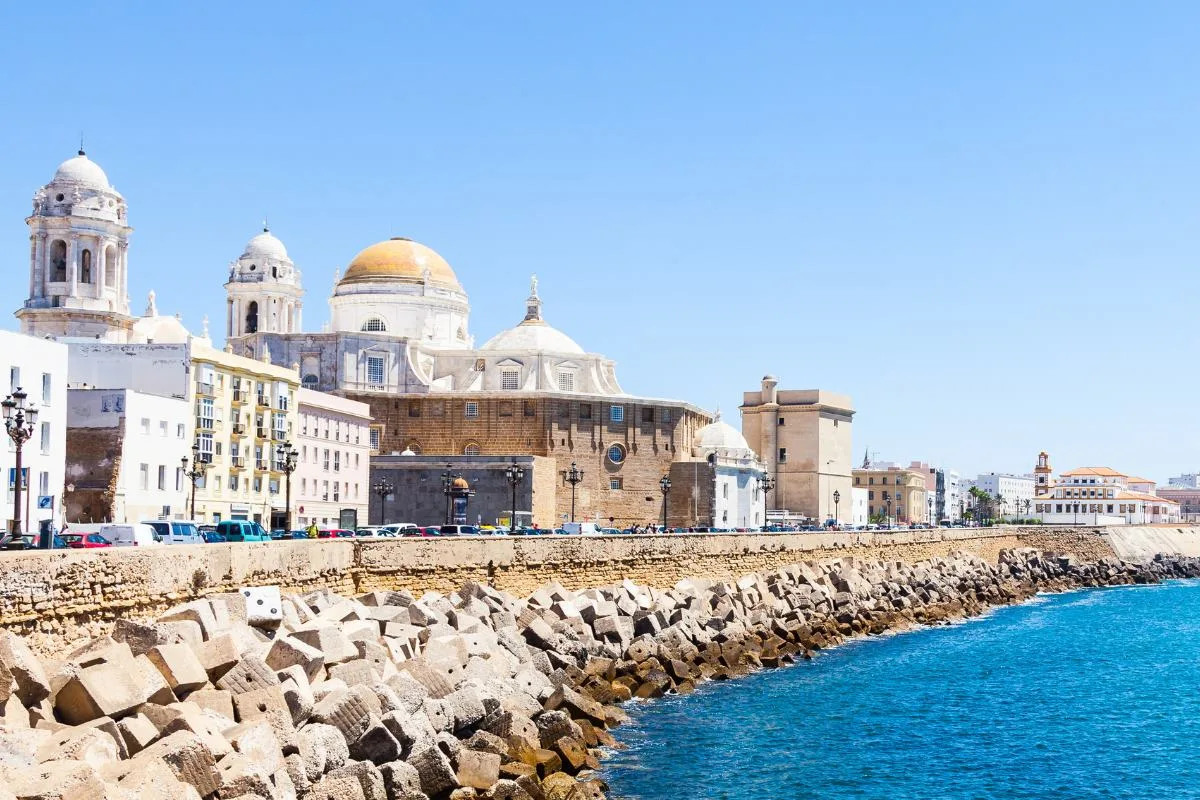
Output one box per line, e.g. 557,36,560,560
2,2,1198,481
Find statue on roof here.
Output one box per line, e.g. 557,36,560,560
530,273,539,297
144,290,157,317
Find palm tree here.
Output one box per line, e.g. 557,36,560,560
1022,498,1031,521
993,492,1005,523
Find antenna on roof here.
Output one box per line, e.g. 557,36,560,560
263,216,269,233
78,132,85,156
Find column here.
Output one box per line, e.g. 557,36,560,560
67,236,78,297
295,302,302,332
118,243,129,310
96,238,107,300
30,235,43,300
227,299,235,338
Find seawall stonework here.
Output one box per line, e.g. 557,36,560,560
0,525,1173,656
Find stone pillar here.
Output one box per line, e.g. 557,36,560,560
296,302,302,332
227,298,235,338
30,235,44,300
68,236,78,297
96,238,107,300
118,243,129,311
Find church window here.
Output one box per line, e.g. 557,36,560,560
499,401,513,417
361,318,387,332
641,407,654,424
558,402,570,418
465,402,479,419
579,404,591,420
523,400,536,417
302,374,318,389
779,447,787,463
80,250,92,283
366,356,385,386
661,408,672,423
557,371,574,392
408,401,421,418
607,444,626,464
246,301,259,334
369,426,381,452
55,193,64,202
610,405,625,423
501,370,519,390
464,443,481,456
610,478,623,490
50,240,67,282
271,266,277,278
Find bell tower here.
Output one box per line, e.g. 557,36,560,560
16,149,135,341
1034,451,1053,496
224,225,304,343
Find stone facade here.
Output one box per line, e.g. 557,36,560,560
741,376,854,524
852,466,929,524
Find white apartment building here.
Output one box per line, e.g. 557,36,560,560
971,472,1036,519
0,332,67,533
66,389,190,523
295,388,371,529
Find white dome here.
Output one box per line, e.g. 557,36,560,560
241,230,289,261
481,321,585,354
694,418,751,453
52,152,111,189
132,313,192,344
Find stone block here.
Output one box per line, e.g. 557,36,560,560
349,716,401,765
0,632,50,707
225,718,283,775
292,625,359,665
446,686,485,732
54,661,147,724
187,688,236,721
213,751,274,799
310,688,373,744
133,730,221,797
159,703,234,759
214,654,280,694
3,760,106,800
279,673,314,725
132,654,178,707
197,634,244,683
379,760,423,798
327,761,388,800
409,744,460,797
159,599,231,641
145,644,209,694
230,687,296,752
329,658,377,687
117,713,159,757
457,749,501,791
264,636,325,683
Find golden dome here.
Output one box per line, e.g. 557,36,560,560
452,476,470,490
339,237,461,289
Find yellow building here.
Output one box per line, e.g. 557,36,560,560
852,467,928,524
190,344,300,527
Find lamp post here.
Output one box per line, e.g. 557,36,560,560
563,461,584,522
1,388,37,535
659,475,671,531
927,495,933,526
441,465,454,525
372,477,394,526
833,489,840,528
883,491,892,528
181,441,209,520
505,461,526,534
759,473,775,528
276,441,298,532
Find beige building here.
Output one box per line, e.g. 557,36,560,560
295,388,372,529
190,344,300,527
852,466,928,524
740,376,854,524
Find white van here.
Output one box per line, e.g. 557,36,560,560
562,522,600,536
141,520,203,545
99,523,163,547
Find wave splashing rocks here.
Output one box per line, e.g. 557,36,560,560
0,547,1197,800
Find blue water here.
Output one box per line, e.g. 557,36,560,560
603,581,1200,799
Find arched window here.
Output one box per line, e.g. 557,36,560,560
271,266,277,278
463,443,481,456
301,374,318,389
405,442,422,455
104,245,118,287
80,249,92,284
361,318,387,332
246,301,259,334
50,240,67,282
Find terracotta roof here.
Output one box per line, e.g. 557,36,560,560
1059,467,1127,478
1124,476,1155,484
1117,490,1178,505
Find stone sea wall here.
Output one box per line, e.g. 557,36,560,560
1,546,1198,800
0,525,1189,656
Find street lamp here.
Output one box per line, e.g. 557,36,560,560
927,495,933,526
372,477,394,526
659,475,671,531
276,441,298,532
563,461,584,522
833,489,840,527
758,473,775,527
441,465,454,525
1,388,37,535
883,491,892,528
181,441,209,520
505,461,526,534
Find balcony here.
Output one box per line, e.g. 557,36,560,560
255,460,270,472
197,382,215,397
195,417,215,432
231,423,246,437
230,457,245,469
271,429,287,441
256,428,268,440
256,394,269,408
232,390,246,406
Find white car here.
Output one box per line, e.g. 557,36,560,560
141,520,203,545
99,523,163,547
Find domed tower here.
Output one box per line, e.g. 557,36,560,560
329,237,470,348
224,225,303,339
1034,451,1053,496
16,149,135,340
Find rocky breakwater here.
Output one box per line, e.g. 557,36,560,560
0,547,1198,800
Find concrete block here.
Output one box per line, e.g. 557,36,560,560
457,748,501,790
159,703,234,759
231,687,296,751
133,730,221,797
239,585,283,629
2,760,106,800
132,654,178,706
0,693,30,729
328,658,377,687
35,726,119,768
264,636,325,682
225,718,283,775
310,688,373,744
349,716,402,765
146,644,209,694
0,632,50,706
54,661,148,724
117,713,159,756
214,654,280,694
291,625,359,665
409,744,460,797
278,673,314,725
445,686,485,732
213,751,274,799
159,599,230,641
197,634,244,683
186,688,236,721
380,709,435,756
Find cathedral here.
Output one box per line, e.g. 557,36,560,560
16,149,768,527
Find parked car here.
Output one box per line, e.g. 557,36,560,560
417,526,440,537
0,532,26,550
318,528,354,539
215,520,270,542
354,528,382,537
142,520,203,545
438,525,480,536
201,530,226,544
61,532,112,549
383,523,420,536
289,530,309,539
99,523,163,547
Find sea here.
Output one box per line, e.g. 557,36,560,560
602,580,1200,800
